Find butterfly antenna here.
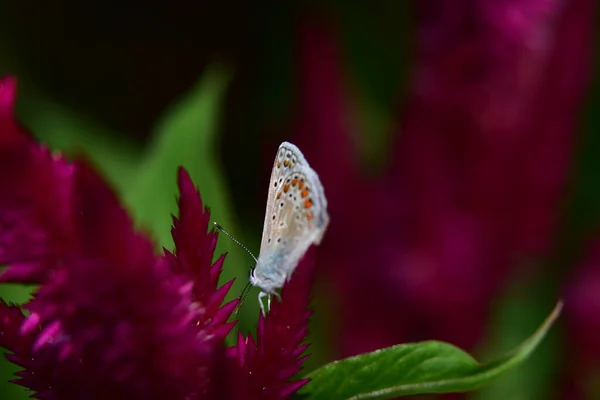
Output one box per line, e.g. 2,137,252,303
213,222,258,263
235,280,253,314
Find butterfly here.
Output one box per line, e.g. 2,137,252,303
216,142,329,315
249,141,329,314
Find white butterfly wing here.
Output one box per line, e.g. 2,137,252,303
257,142,329,281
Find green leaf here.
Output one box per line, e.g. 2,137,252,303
124,64,232,247
300,301,562,400
472,273,561,400
122,64,250,317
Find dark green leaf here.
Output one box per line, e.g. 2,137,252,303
124,64,233,249
300,301,562,399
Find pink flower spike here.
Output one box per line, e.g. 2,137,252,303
32,320,62,351
19,312,41,334
230,250,316,399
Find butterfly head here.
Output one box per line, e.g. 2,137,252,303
250,258,285,294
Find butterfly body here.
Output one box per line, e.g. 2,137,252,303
252,141,329,314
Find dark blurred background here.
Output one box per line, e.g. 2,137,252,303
0,1,599,399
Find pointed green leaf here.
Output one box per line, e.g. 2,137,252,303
124,64,232,247
473,278,560,400
122,64,249,313
301,302,562,400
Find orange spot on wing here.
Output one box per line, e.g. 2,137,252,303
276,192,281,200
291,179,298,186
283,184,290,193
306,213,313,221
304,199,312,209
301,189,309,198
298,180,305,189
284,159,290,167
277,161,281,168
290,163,294,168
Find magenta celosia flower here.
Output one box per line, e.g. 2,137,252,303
282,0,595,360
0,76,313,400
391,0,594,351
227,250,314,400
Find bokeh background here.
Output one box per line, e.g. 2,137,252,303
0,1,599,399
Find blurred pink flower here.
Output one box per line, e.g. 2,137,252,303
287,0,595,360
387,0,595,349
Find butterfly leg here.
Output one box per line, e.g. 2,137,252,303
267,293,272,312
258,291,267,316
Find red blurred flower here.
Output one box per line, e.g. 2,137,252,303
0,76,313,400
287,0,595,359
